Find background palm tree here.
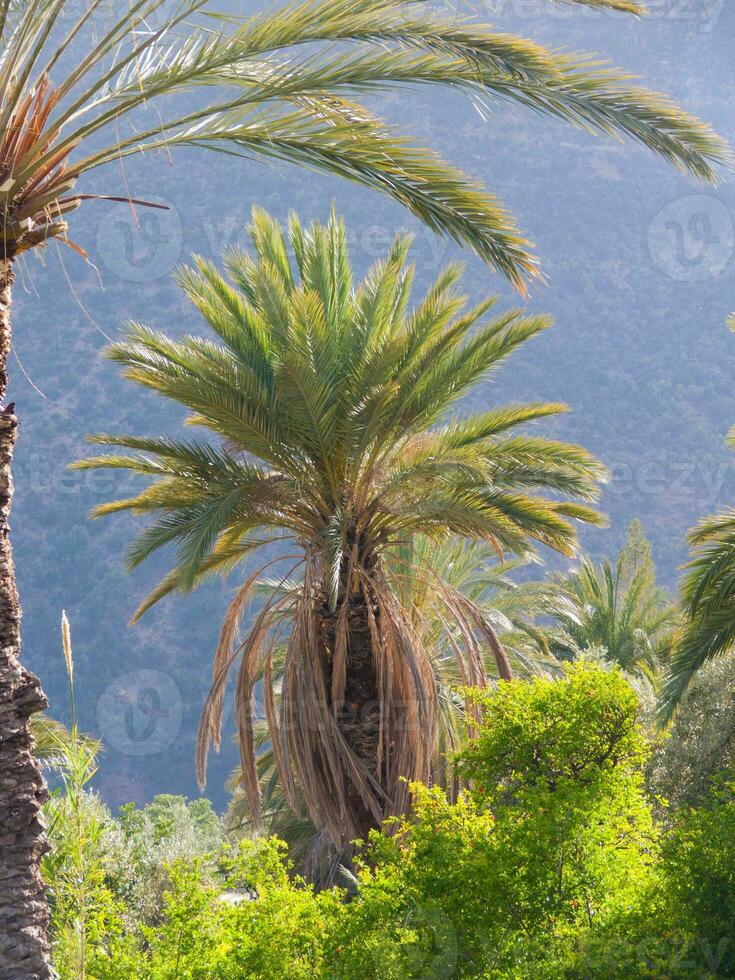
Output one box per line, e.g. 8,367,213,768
396,536,562,676
76,207,607,857
0,1,730,970
542,521,678,681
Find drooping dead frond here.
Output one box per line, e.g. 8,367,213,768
195,555,302,793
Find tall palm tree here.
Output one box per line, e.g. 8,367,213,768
0,2,729,970
76,207,607,856
542,521,677,681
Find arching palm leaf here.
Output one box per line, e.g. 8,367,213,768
662,503,735,718
0,0,729,285
660,319,735,719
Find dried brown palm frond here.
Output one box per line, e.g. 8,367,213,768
0,73,165,259
214,549,438,848
218,542,533,852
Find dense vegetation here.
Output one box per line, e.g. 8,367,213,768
9,4,735,815
43,662,735,978
41,504,735,978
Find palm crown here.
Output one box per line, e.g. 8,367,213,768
77,207,607,847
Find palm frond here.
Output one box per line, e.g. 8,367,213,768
660,509,735,720
0,0,727,285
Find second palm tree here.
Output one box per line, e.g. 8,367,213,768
76,209,607,850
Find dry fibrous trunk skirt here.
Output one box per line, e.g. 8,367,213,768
280,573,436,854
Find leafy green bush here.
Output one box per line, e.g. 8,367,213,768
563,783,735,979
330,664,656,978
88,838,344,980
41,614,130,979
659,783,735,977
45,780,128,980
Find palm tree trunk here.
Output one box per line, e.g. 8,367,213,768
320,588,382,843
0,261,52,979
336,597,381,842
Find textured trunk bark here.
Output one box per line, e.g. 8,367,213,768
0,261,52,979
325,593,382,843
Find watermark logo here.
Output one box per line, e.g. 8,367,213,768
96,197,183,283
370,901,458,978
647,195,733,282
97,669,183,757
646,0,725,33
439,0,724,31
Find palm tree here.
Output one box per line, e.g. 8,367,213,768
76,206,607,857
542,521,678,681
0,2,729,968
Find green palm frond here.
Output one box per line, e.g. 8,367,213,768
660,351,735,720
660,509,735,720
31,714,73,765
391,535,563,675
0,0,728,287
557,0,645,10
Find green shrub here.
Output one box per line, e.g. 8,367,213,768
329,665,656,978
106,794,223,928
90,838,343,979
648,658,735,812
659,783,735,977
